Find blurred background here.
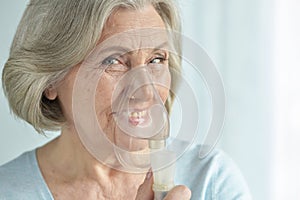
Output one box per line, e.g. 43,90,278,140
1,0,300,199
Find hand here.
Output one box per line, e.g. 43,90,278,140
135,171,191,200
163,185,191,200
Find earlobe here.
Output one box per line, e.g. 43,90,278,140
44,87,58,100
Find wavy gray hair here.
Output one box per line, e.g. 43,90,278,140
2,0,182,133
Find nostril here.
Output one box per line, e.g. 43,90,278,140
122,66,159,104
131,84,154,102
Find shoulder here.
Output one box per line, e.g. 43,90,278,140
0,150,35,183
0,149,52,199
0,151,35,191
175,143,252,200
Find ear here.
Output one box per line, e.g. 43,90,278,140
44,86,58,100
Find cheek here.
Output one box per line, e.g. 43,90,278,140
94,75,117,141
157,86,170,103
157,72,171,103
95,76,115,111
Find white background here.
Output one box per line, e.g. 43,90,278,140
1,0,300,199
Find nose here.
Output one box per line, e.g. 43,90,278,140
130,68,155,103
128,50,146,68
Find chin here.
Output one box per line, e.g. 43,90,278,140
115,133,149,152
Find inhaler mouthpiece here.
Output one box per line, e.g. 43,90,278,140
151,150,176,200
109,66,170,169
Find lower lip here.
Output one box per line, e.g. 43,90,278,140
113,110,151,128
128,116,146,126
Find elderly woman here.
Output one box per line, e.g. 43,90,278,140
0,0,251,199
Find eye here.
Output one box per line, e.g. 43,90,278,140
101,56,129,77
102,57,121,66
150,57,167,64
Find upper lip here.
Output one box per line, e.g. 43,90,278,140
128,107,149,113
112,101,153,113
112,106,151,115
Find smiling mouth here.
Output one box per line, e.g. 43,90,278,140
112,105,153,129
128,110,149,126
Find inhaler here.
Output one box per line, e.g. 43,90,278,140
111,66,175,199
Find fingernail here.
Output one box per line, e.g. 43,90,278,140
146,169,152,180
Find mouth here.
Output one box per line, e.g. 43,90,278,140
128,110,148,126
113,108,152,128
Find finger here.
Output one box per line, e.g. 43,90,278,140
135,170,154,200
163,185,191,200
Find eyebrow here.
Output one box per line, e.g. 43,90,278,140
99,41,170,56
151,42,170,53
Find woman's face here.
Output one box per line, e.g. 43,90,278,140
54,5,171,153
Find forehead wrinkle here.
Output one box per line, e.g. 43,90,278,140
100,5,166,42
111,40,169,55
110,6,165,28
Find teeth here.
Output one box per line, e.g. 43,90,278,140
129,110,146,118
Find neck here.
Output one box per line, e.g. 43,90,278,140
37,125,146,190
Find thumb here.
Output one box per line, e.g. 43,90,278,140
135,170,154,200
163,185,192,200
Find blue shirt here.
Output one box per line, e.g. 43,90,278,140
0,145,251,199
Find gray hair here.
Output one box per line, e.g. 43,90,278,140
2,0,182,133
